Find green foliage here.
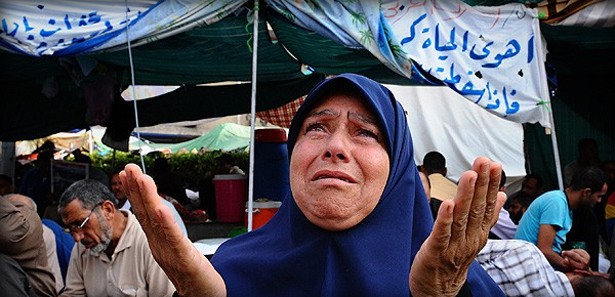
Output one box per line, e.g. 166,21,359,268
90,150,249,189
90,150,149,174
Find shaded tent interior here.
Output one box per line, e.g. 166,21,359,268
1,2,614,190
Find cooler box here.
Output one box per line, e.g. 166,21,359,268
244,200,282,230
213,174,248,223
253,128,290,201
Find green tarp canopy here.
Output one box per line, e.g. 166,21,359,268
1,1,613,189
2,3,613,142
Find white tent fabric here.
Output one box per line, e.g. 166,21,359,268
387,84,525,183
547,0,615,27
0,0,247,56
2,0,549,126
0,1,559,187
267,0,551,127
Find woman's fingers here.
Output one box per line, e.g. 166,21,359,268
411,157,503,297
466,158,491,234
483,161,502,230
492,191,507,227
450,170,477,243
428,200,455,251
442,158,503,251
120,164,161,236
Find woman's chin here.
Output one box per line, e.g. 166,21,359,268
306,212,363,231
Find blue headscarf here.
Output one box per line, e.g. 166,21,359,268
211,73,503,296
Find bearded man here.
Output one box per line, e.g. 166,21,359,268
57,179,174,296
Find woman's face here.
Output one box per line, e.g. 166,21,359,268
290,93,390,231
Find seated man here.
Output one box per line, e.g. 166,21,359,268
0,174,14,196
41,218,74,286
110,169,188,236
506,191,533,224
0,195,56,297
0,253,38,297
515,167,608,272
420,151,457,218
477,239,614,297
490,170,518,240
215,153,245,175
5,194,64,293
57,179,175,297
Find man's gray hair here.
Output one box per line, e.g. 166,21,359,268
58,179,118,213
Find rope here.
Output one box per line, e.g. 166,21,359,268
536,99,552,112
245,3,260,53
125,0,147,173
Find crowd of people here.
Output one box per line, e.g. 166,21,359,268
1,73,614,296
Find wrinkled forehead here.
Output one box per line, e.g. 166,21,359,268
306,91,380,123
288,76,392,155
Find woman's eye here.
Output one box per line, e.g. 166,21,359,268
305,122,325,133
358,128,379,140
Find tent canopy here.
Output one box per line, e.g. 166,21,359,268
1,1,613,141
1,1,614,189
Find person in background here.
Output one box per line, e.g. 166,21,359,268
420,151,458,219
215,153,245,175
19,149,54,218
0,252,39,297
600,160,615,243
506,191,533,225
110,168,131,210
477,239,614,297
0,174,14,196
109,169,188,236
121,73,506,296
0,194,56,297
5,194,64,293
57,179,175,297
504,173,543,211
41,218,74,288
565,192,603,271
149,157,192,207
490,170,518,240
564,138,602,187
515,167,607,272
519,173,544,199
1,174,73,285
70,149,109,187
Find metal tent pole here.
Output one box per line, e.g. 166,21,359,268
534,26,564,190
246,0,260,232
548,102,564,190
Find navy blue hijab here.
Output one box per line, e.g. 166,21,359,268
211,73,503,296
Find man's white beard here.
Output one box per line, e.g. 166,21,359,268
89,213,113,257
89,240,109,256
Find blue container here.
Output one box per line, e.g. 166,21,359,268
253,128,290,201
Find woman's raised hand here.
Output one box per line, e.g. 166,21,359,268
120,164,226,297
410,157,506,296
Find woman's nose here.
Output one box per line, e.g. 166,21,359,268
323,131,349,161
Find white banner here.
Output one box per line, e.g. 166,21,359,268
383,1,551,127
1,0,553,126
268,0,552,127
388,84,525,182
0,0,247,55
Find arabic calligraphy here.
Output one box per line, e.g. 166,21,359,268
0,5,138,55
396,10,534,115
